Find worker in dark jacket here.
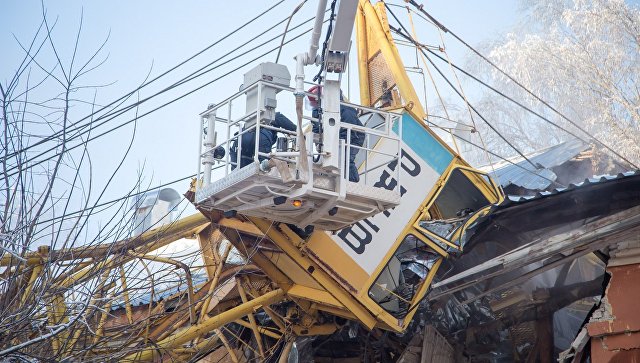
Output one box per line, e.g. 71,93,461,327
308,85,364,182
230,112,296,169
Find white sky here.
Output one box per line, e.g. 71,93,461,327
2,0,519,237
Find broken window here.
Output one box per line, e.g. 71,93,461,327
429,169,491,220
422,168,494,242
368,234,440,319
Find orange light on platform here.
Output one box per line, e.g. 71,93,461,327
292,199,303,208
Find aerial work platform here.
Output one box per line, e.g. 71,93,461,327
195,156,401,230
195,63,402,231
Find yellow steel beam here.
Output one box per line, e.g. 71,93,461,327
217,217,263,236
245,278,287,332
197,226,224,279
360,0,425,118
20,264,42,305
173,332,220,355
46,294,68,355
356,2,371,106
287,284,343,309
309,302,356,321
118,266,134,325
220,228,294,291
93,293,114,345
236,277,266,358
146,277,221,342
0,213,209,266
124,288,285,361
199,243,233,322
65,273,113,356
215,328,239,363
234,319,283,339
249,219,377,329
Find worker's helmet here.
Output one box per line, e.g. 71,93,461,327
307,85,321,109
307,85,345,110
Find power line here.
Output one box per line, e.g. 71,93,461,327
4,1,286,162
405,0,638,169
5,9,301,174
6,16,322,178
424,119,566,188
33,174,196,227
384,5,540,171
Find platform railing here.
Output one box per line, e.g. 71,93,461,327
197,80,402,196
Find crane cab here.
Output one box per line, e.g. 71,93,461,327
195,62,402,231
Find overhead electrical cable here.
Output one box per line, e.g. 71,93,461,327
6,16,325,177
276,0,308,63
401,3,494,168
33,174,196,228
4,1,286,161
425,119,566,188
5,12,307,174
405,0,638,169
384,6,540,170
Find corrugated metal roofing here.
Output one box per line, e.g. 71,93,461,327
504,170,640,204
112,273,208,309
487,139,590,190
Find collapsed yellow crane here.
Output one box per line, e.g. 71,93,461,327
0,1,503,361
125,0,502,360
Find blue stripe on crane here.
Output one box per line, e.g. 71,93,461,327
393,113,453,174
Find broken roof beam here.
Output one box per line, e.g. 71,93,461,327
429,205,640,302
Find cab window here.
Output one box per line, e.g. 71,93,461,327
368,234,440,318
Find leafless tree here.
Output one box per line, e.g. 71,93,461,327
458,0,640,167
0,8,159,361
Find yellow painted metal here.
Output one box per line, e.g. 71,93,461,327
124,288,285,361
345,1,506,331
20,264,42,305
218,216,264,236
199,242,233,322
222,228,294,292
260,248,324,290
0,213,209,266
173,332,221,355
287,284,343,309
309,302,356,321
47,294,68,354
292,323,338,336
128,251,197,325
236,277,266,358
304,231,370,293
234,318,283,339
119,266,134,325
93,294,114,345
3,2,516,360
356,3,370,106
359,0,424,117
65,273,114,356
198,226,224,279
215,328,240,363
147,277,234,343
249,217,378,329
244,280,288,334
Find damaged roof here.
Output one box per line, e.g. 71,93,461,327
486,138,590,191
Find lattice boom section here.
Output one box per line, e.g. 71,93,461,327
367,50,396,105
